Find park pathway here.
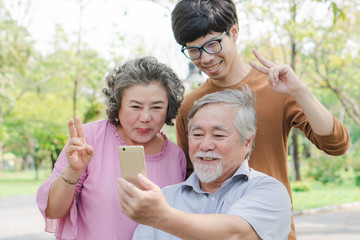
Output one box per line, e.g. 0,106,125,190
0,194,359,239
0,194,53,240
295,204,360,240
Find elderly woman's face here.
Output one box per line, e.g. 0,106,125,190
118,81,168,146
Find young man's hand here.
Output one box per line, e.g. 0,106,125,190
249,48,306,96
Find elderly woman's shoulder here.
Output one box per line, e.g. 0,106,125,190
82,119,112,133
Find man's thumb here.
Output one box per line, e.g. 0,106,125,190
137,173,158,191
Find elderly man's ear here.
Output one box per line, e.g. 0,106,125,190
245,136,254,148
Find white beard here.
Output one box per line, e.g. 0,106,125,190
193,151,223,183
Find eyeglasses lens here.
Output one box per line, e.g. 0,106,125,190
204,41,221,54
185,48,201,60
184,40,222,60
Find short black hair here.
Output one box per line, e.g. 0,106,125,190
171,0,238,46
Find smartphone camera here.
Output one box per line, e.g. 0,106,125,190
122,147,126,151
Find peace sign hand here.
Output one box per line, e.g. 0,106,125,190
64,116,94,173
249,49,304,95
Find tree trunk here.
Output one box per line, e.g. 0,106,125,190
73,3,84,120
290,0,301,181
73,78,79,120
292,129,301,181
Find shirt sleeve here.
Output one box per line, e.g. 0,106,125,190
284,95,350,156
175,107,192,178
226,176,292,240
311,117,350,155
36,142,87,239
132,224,156,239
176,107,189,158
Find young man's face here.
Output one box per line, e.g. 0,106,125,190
185,26,238,82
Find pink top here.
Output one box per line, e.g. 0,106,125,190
36,119,186,240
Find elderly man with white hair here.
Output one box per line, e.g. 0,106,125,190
118,86,292,240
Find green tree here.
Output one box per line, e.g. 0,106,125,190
237,0,359,181
1,1,110,176
0,1,35,170
150,0,359,182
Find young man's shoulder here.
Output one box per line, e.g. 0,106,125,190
181,80,218,109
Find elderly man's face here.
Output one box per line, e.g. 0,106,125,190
188,103,252,184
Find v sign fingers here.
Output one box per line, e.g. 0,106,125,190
251,48,276,68
67,117,85,150
249,49,303,94
249,49,277,75
75,116,85,138
66,116,93,172
249,60,268,74
68,118,78,139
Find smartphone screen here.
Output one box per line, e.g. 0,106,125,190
119,146,147,189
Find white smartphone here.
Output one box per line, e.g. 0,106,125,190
119,146,147,189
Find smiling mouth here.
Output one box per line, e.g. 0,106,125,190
200,157,220,161
205,62,220,71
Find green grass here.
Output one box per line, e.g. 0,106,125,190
1,168,360,211
291,181,360,211
0,169,51,197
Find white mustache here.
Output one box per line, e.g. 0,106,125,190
195,151,222,159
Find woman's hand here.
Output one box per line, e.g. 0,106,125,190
65,116,94,174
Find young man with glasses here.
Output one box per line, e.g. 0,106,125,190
171,1,350,239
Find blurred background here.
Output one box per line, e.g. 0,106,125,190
1,0,360,221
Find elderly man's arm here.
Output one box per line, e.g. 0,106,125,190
118,174,260,240
160,210,260,240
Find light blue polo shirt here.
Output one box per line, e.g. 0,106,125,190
132,160,292,240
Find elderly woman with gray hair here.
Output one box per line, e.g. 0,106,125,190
37,56,186,240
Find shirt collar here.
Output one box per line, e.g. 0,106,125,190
181,159,251,193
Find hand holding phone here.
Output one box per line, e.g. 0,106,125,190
119,146,147,189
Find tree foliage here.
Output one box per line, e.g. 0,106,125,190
235,0,359,183
1,0,359,183
150,0,360,182
0,1,110,175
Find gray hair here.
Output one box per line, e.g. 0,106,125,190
188,86,257,159
102,56,184,126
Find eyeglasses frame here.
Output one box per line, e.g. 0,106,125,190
181,31,227,60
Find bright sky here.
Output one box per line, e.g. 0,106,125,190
6,0,335,81
7,0,191,79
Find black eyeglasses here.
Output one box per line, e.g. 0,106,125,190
181,32,227,60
